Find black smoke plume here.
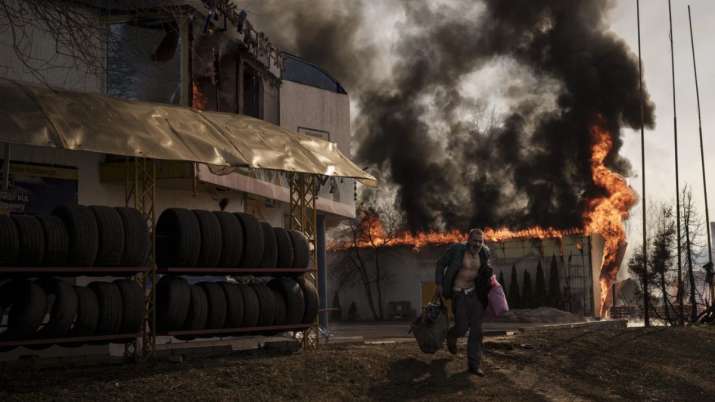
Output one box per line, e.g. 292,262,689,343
253,0,656,232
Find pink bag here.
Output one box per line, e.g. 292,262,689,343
485,275,509,318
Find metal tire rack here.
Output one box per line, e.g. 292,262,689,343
124,157,157,359
122,159,324,357
0,266,151,354
1,150,326,360
0,148,152,357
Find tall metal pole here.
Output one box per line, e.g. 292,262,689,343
637,0,650,327
688,5,714,307
668,0,684,325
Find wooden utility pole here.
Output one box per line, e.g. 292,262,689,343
688,5,715,309
668,0,684,325
637,0,650,327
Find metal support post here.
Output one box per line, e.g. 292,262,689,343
125,157,157,359
317,214,328,331
288,172,321,349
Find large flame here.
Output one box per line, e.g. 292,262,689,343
330,119,635,318
584,121,637,317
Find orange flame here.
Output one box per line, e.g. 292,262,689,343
328,214,581,252
584,121,637,317
192,81,207,110
330,118,636,318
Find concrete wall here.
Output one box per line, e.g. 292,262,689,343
327,236,598,321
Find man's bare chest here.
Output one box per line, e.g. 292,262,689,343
461,251,481,273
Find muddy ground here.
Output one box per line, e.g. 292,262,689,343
1,325,714,401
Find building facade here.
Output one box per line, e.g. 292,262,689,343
327,234,606,321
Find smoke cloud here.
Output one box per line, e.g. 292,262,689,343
250,0,656,232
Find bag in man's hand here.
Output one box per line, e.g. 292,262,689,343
409,297,449,354
484,274,510,320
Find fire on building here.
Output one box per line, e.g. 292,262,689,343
328,121,635,321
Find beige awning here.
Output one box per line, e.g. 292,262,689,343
0,78,376,186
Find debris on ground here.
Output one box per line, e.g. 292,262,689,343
489,307,585,323
1,325,714,401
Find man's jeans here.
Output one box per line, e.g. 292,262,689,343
448,289,484,369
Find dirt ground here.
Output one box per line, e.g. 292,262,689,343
1,325,714,401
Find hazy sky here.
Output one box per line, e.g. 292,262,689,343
230,1,715,262
609,0,715,260
351,0,715,266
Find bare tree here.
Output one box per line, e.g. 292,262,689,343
329,203,401,321
0,1,206,88
677,185,712,323
628,202,680,325
651,205,678,325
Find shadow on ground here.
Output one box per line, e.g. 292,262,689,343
368,357,475,401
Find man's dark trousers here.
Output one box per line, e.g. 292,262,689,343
448,290,484,370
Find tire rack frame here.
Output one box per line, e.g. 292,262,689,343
121,165,324,355
124,157,157,359
0,266,148,350
287,173,323,350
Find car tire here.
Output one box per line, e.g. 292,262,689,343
259,222,278,268
220,282,244,329
251,283,275,326
274,227,294,268
183,285,209,331
12,215,45,266
156,275,191,332
156,208,201,267
193,210,222,267
297,275,320,324
288,230,310,269
198,282,227,330
271,289,287,326
214,212,243,267
88,282,123,335
90,206,125,266
36,278,78,338
0,215,19,265
235,213,263,268
6,280,47,339
37,215,69,266
67,286,100,341
114,279,144,334
237,283,259,327
115,207,150,266
267,277,305,325
53,205,99,266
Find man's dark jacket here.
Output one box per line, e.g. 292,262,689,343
435,243,493,307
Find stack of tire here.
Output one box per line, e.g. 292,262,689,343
156,208,310,269
156,275,319,335
0,278,144,350
0,205,150,267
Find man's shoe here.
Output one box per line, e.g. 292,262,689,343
468,367,485,377
446,335,457,354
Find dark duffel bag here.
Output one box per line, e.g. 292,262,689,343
409,297,449,354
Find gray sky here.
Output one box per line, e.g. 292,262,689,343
248,0,714,265
609,0,715,264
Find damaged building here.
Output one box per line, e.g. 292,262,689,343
327,234,612,321
0,0,368,358
0,1,357,238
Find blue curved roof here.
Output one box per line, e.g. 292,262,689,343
281,52,347,94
